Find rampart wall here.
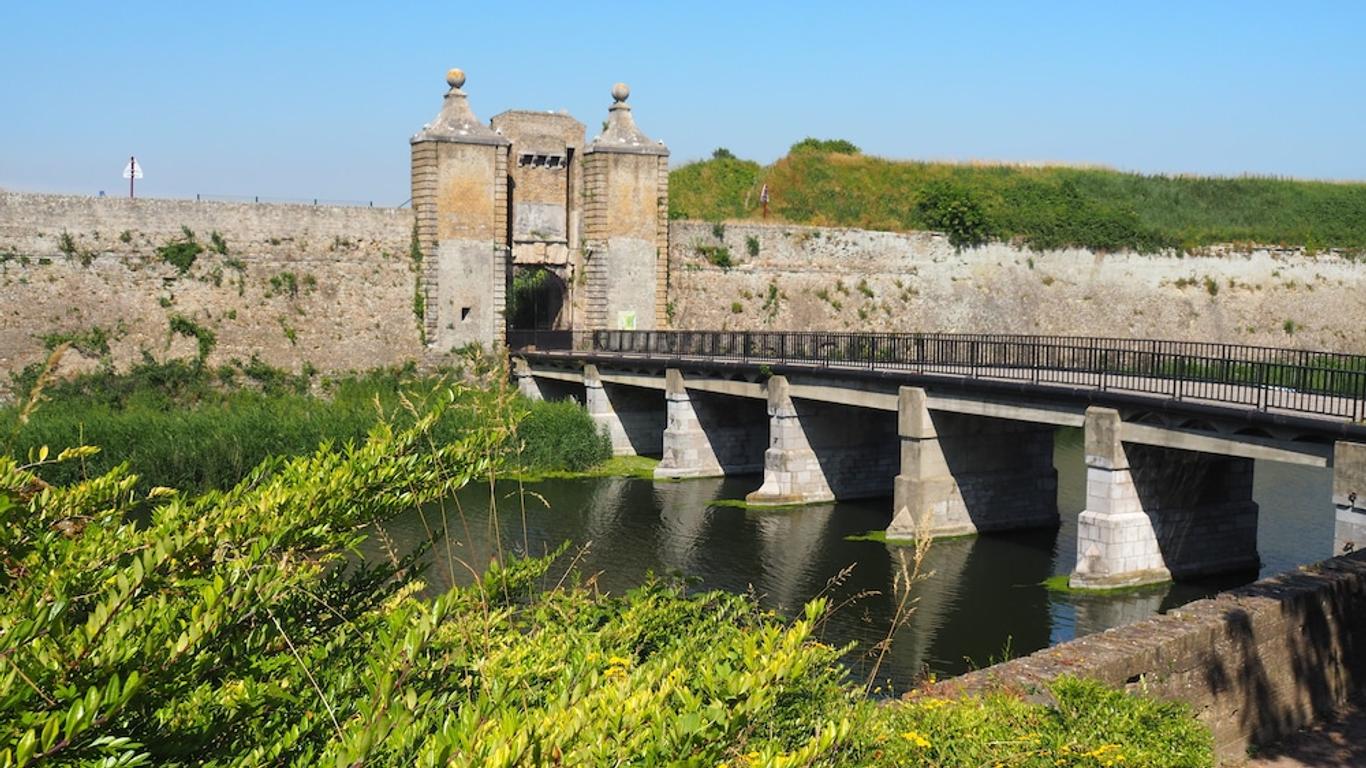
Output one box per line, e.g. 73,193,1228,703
667,220,1366,353
0,193,421,397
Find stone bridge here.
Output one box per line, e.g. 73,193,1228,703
512,330,1366,590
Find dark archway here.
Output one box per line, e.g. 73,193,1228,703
508,266,569,330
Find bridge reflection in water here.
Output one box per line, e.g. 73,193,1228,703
359,423,1331,689
514,329,1366,591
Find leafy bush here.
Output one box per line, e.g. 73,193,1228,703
790,137,861,155
156,233,203,274
915,182,992,249
514,398,611,471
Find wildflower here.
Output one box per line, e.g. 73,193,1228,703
901,730,931,749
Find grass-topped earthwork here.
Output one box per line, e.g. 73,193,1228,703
670,139,1366,254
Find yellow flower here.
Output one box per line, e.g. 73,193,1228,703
901,730,931,749
918,698,947,710
607,655,633,667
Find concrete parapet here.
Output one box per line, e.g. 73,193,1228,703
887,386,1058,540
655,369,766,478
583,365,664,456
1071,407,1259,589
1334,441,1366,555
747,376,898,506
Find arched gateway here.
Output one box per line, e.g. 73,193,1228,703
410,69,669,351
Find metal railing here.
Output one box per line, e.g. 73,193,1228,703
507,329,1366,421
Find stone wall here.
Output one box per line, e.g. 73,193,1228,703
938,550,1366,764
0,192,421,398
667,220,1366,353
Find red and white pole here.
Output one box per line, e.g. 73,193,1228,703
129,156,135,199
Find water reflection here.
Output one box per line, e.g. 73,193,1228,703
366,428,1334,689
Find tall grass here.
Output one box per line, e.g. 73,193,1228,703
671,148,1366,254
0,360,611,493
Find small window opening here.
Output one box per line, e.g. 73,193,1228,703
460,307,472,320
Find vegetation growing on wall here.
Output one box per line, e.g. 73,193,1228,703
670,145,1366,253
167,314,217,364
156,227,205,274
409,222,426,343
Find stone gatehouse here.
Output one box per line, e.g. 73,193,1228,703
410,69,669,351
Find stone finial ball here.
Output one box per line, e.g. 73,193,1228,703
611,82,630,102
446,68,466,89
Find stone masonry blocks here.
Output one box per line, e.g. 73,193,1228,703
887,386,1059,540
747,376,899,506
1334,441,1366,555
1071,407,1260,590
582,365,664,457
655,369,766,479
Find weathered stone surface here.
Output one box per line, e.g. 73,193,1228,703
1333,441,1366,556
583,364,664,456
1072,407,1260,589
888,386,1058,539
940,551,1366,765
0,192,419,398
656,369,767,478
667,220,1366,354
747,375,898,505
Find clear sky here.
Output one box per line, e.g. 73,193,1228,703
4,1,1364,204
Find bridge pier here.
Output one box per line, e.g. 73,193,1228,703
1071,407,1260,589
886,387,1058,540
1334,441,1366,555
746,376,898,505
512,358,584,402
583,365,664,456
654,370,766,478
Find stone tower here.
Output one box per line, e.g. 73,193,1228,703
582,84,670,330
410,69,510,350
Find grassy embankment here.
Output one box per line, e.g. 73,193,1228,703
670,140,1366,254
1,356,613,493
0,372,1214,766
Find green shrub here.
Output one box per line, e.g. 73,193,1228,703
790,137,861,155
916,182,992,249
157,233,204,274
514,398,611,471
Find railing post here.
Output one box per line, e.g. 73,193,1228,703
1257,361,1268,411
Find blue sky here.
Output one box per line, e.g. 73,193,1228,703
4,1,1364,203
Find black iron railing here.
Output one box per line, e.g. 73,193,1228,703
508,330,1366,421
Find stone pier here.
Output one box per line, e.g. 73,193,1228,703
886,387,1058,539
746,376,898,505
654,370,767,478
582,365,664,456
511,358,584,403
1070,407,1260,589
1335,441,1366,555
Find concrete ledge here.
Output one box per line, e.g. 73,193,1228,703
939,550,1366,764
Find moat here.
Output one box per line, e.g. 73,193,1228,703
368,428,1332,690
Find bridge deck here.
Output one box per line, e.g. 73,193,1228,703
514,330,1366,442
